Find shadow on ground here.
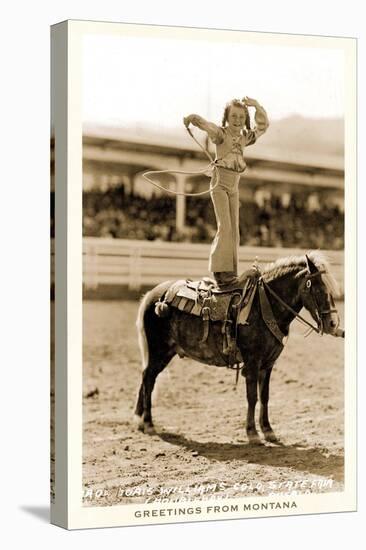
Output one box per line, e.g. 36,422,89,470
20,506,49,523
157,430,344,481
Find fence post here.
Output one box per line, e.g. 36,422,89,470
83,241,99,290
128,244,142,290
175,174,186,236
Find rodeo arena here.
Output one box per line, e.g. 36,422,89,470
51,121,345,506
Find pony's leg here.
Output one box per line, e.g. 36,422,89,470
134,294,176,434
135,381,145,418
245,364,261,445
135,350,175,434
259,366,279,443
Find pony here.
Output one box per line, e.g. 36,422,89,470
134,251,342,444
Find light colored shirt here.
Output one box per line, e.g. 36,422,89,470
189,105,269,173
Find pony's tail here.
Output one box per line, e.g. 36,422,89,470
136,281,173,370
136,293,150,370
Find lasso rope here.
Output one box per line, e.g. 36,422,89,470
142,126,221,197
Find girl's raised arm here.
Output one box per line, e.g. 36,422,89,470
243,98,269,146
183,114,224,144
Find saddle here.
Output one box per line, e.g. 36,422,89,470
155,267,260,367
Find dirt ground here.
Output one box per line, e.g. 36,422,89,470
82,300,344,507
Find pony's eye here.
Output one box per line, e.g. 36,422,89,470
306,280,312,289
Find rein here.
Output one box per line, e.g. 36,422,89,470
261,277,322,337
142,126,221,197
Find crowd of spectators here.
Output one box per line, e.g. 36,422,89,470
79,184,344,250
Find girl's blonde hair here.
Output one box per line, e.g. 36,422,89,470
222,99,251,130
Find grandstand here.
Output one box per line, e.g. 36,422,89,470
50,123,344,295
79,124,344,249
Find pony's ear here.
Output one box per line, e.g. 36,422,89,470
305,254,318,274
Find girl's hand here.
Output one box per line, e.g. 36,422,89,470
242,97,259,107
183,115,194,127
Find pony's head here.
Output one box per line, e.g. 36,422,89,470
262,251,341,336
296,252,340,336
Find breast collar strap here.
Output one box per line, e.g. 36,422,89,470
258,281,286,345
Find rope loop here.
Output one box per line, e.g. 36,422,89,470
142,126,220,197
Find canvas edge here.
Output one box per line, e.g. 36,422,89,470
50,20,69,530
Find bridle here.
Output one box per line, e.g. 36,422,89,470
299,270,339,335
260,267,339,340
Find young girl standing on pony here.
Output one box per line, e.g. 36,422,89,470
184,97,269,289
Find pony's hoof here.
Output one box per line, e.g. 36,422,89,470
247,433,262,445
136,418,156,435
264,431,279,444
143,424,156,435
134,414,143,429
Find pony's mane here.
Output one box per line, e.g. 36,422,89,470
262,251,340,296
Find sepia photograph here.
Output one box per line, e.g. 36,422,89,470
80,25,347,509
51,20,356,529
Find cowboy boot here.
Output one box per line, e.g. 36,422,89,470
213,271,239,289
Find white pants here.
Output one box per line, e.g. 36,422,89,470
209,167,241,273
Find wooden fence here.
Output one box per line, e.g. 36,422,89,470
82,238,344,294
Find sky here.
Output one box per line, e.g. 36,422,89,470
82,33,345,130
